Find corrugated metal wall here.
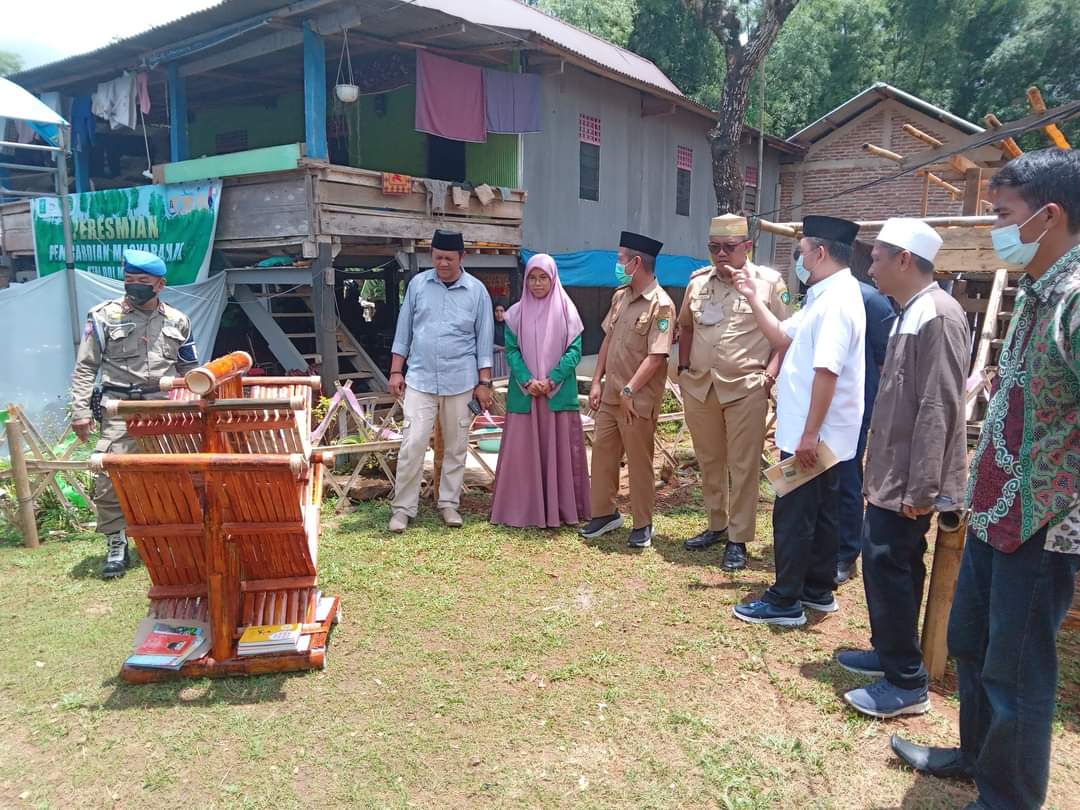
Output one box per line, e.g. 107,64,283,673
188,93,305,158
347,85,428,177
466,134,518,187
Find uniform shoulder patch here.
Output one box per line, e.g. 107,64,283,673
657,318,670,333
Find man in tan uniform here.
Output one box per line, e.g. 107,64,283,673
70,249,198,579
580,231,674,549
677,214,790,570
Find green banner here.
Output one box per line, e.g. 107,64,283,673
31,180,223,285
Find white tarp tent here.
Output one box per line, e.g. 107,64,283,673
0,271,228,447
0,77,66,126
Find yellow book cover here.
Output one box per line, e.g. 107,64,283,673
239,624,301,644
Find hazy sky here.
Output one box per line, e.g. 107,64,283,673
1,0,221,71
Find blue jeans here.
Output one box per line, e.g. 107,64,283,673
948,527,1080,810
836,415,871,565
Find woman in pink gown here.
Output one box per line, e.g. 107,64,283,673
490,254,590,528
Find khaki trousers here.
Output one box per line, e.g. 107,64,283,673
93,416,139,536
683,386,769,543
392,388,473,516
589,403,657,529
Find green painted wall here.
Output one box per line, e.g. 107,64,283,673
347,84,518,186
188,93,305,158
466,134,518,187
347,85,427,177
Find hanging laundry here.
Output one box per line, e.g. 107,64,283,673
415,51,486,144
70,96,96,153
136,72,151,116
483,69,541,134
92,72,137,130
14,120,35,144
451,185,471,209
421,178,452,215
382,173,412,195
496,186,513,202
474,184,495,207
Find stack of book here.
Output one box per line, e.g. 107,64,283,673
126,619,211,670
237,623,308,656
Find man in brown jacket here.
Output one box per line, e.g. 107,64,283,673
836,218,970,718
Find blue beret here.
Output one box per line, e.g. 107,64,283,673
123,249,167,277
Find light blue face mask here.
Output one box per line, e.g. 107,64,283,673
794,255,811,285
991,206,1048,268
615,259,634,286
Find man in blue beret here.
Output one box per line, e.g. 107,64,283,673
70,249,199,578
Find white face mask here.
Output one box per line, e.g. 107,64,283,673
991,206,1049,268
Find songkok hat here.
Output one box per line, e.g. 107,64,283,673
876,217,943,263
710,214,749,238
802,215,859,246
431,229,465,252
122,249,167,277
619,230,663,258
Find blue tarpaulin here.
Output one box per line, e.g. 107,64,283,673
520,248,708,288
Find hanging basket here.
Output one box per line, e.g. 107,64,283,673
335,83,359,103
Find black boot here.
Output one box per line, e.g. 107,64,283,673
101,531,130,579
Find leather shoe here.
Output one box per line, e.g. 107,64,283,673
836,560,857,585
722,542,747,571
890,734,972,780
683,527,728,550
388,510,409,533
440,508,464,528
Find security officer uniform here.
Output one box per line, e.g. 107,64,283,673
678,215,790,568
70,249,197,577
584,232,674,546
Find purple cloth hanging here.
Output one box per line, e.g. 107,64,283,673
484,69,542,134
415,50,486,143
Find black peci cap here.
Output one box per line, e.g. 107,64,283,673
432,229,465,252
802,215,860,245
619,230,663,257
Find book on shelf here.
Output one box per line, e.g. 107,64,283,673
126,619,211,670
237,623,305,656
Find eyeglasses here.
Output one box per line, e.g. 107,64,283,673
708,241,747,254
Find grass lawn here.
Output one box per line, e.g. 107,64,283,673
2,487,1079,809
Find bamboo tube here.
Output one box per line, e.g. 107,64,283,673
5,405,39,548
432,406,444,504
758,215,996,239
902,123,944,148
184,351,253,396
1026,87,1071,149
922,510,967,680
862,143,962,197
983,114,1023,158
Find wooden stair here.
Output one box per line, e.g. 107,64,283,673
268,290,387,388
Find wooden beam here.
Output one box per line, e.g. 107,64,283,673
167,63,188,162
1027,87,1071,149
303,20,328,162
862,143,961,198
962,167,984,216
900,102,1080,172
179,30,304,78
983,114,1023,159
312,242,338,391
398,22,467,42
232,285,308,372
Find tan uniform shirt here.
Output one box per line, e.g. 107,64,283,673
600,278,676,418
71,297,197,421
677,260,790,404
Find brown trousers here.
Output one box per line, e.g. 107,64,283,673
683,386,769,543
92,416,139,536
590,403,657,529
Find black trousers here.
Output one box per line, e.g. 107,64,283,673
765,453,840,608
862,504,932,690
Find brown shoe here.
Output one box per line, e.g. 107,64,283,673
440,508,463,528
388,510,409,533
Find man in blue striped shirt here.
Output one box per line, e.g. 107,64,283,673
388,229,495,532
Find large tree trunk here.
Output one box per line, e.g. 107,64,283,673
686,1,801,214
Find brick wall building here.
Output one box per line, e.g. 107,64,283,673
769,84,1001,282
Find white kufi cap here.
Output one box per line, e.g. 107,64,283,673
876,218,943,263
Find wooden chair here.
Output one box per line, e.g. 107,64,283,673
93,352,339,682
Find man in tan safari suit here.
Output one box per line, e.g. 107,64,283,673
677,214,790,570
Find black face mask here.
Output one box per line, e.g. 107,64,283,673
124,282,157,306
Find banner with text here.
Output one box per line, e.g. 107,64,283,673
31,180,222,285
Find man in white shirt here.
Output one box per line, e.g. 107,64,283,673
730,215,867,626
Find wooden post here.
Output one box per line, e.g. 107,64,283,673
312,243,338,392
922,511,967,680
5,405,39,548
431,406,444,504
919,173,931,217
962,168,984,216
302,19,328,162
167,63,189,163
966,267,1009,422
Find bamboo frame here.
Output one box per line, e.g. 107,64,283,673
922,511,967,680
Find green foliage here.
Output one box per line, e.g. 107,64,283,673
629,0,725,108
533,0,639,46
0,49,21,78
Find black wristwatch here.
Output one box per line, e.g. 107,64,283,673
478,380,493,388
